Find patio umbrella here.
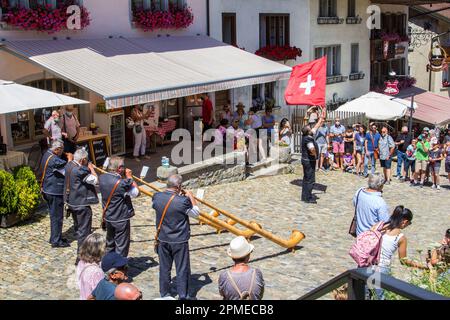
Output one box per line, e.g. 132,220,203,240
335,91,418,121
0,80,89,114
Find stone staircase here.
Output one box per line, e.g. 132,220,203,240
246,155,302,180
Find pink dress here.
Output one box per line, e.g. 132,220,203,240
76,261,104,300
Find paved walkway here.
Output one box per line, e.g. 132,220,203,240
1,168,449,300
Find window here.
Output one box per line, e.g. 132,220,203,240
260,14,290,47
131,0,167,11
319,0,337,17
3,0,81,9
348,0,356,18
351,43,359,74
315,45,341,76
222,13,236,46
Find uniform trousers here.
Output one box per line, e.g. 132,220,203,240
44,194,64,245
158,241,191,300
105,220,131,257
70,206,93,254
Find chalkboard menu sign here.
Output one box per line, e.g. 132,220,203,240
76,141,93,162
92,138,108,167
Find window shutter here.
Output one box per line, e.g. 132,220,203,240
319,0,327,17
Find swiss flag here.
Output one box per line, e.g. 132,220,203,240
284,56,327,106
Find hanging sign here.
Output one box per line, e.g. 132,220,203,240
384,80,399,96
427,41,449,72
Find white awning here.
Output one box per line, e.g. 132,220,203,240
2,36,292,109
335,92,417,121
0,80,89,115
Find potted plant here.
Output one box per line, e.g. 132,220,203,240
0,166,40,228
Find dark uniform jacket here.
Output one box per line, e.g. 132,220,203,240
99,172,135,223
64,161,99,207
152,190,193,243
301,134,319,162
40,150,66,196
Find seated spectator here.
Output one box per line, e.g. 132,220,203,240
88,252,129,300
428,228,450,269
218,236,264,300
114,283,143,300
76,233,106,300
324,145,339,171
343,152,355,173
353,174,390,236
214,119,229,149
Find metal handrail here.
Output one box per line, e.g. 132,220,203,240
298,268,449,300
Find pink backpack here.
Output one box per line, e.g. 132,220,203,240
349,222,385,267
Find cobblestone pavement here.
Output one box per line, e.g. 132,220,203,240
1,166,449,300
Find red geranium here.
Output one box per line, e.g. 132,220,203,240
255,45,302,62
133,5,194,31
1,2,90,33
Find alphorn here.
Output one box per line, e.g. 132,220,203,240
94,166,257,239
127,170,305,250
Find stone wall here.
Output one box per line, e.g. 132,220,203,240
179,152,247,189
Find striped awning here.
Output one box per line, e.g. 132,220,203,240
2,36,292,109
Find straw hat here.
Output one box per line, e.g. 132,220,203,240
236,102,245,109
227,236,254,259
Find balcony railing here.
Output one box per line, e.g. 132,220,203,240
298,268,449,300
317,17,344,25
349,72,365,81
346,16,362,24
326,75,347,84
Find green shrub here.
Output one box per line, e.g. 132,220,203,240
0,170,18,215
13,166,41,220
14,166,40,196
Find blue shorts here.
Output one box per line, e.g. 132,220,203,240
380,159,392,169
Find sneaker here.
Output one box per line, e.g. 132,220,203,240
135,157,141,162
385,180,390,185
420,183,424,188
437,185,441,190
432,184,436,189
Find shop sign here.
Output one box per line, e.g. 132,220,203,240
427,41,449,72
384,80,399,96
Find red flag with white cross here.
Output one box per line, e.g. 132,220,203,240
284,56,327,106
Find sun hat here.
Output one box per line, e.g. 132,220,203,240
423,127,430,132
227,236,254,259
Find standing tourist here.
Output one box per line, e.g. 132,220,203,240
152,174,200,300
353,174,390,236
219,236,265,300
201,94,214,133
329,118,346,170
131,105,150,162
65,148,99,260
445,141,450,184
88,252,129,300
364,123,381,177
300,115,325,204
279,118,293,147
405,139,417,183
76,233,106,300
315,120,329,171
40,140,70,248
429,141,444,190
233,103,246,129
99,157,139,257
220,101,233,123
43,110,63,146
394,126,412,180
412,132,430,188
354,125,366,176
378,127,396,184
60,106,80,156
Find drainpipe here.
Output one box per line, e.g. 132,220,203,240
206,0,210,36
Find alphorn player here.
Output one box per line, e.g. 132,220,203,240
152,174,200,300
65,148,99,264
40,140,71,248
99,157,139,258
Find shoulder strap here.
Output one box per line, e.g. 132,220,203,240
354,188,363,215
226,270,243,298
155,193,176,242
248,269,257,298
62,113,67,133
370,133,375,146
40,154,55,190
102,178,121,223
65,162,76,196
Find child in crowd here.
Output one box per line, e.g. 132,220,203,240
445,141,450,184
343,152,355,173
324,145,339,171
429,142,444,190
214,119,229,149
405,139,417,182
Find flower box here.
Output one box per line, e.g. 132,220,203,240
346,16,362,24
317,17,344,25
349,72,365,81
132,5,194,31
255,45,302,62
1,3,90,33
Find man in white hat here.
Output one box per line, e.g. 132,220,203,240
218,236,264,300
